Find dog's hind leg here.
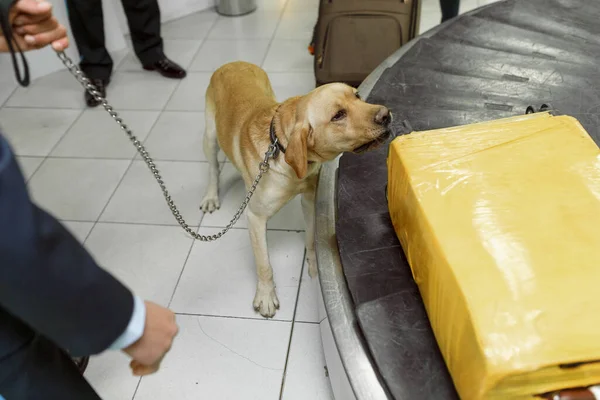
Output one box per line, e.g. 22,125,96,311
200,93,221,213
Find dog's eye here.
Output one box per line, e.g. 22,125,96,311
331,110,346,122
355,92,361,99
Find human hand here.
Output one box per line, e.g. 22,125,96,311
123,301,179,376
1,0,69,52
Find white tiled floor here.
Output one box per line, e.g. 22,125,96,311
2,0,494,398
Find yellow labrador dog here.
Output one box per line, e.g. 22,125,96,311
200,62,391,318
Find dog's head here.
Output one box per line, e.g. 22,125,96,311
279,83,392,179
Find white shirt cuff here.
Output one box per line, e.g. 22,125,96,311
108,295,146,350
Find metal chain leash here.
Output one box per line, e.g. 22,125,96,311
56,51,278,242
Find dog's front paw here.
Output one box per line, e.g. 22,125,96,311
253,286,280,318
199,194,220,213
307,250,318,278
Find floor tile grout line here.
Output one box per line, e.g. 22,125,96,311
21,158,46,184
19,151,214,163
133,20,216,119
160,12,219,104
48,109,141,163
259,0,290,69
15,155,46,159
79,223,96,244
184,19,221,72
289,320,320,326
1,105,214,112
173,311,320,324
166,236,196,308
278,247,306,400
114,48,131,71
201,224,304,232
90,96,167,233
27,108,86,183
131,376,143,400
44,155,212,163
84,158,139,239
69,219,200,229
46,109,87,155
0,85,18,108
59,218,305,232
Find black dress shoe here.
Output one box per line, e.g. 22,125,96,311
143,57,187,79
85,79,107,108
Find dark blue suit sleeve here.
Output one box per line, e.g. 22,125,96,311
0,134,134,356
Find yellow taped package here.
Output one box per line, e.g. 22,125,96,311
387,112,600,400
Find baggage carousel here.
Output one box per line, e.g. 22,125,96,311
313,0,600,398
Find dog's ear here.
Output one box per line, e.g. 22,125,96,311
285,121,311,179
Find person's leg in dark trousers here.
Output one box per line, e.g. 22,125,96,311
66,0,184,107
440,0,460,22
65,0,111,107
65,0,112,82
0,335,101,400
121,0,186,78
121,0,163,66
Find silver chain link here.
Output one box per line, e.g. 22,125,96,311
56,51,277,242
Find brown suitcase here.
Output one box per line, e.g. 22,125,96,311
310,0,421,87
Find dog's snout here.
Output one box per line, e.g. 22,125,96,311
375,107,391,126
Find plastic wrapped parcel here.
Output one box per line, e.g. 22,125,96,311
387,112,600,400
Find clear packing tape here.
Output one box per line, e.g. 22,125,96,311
387,112,600,400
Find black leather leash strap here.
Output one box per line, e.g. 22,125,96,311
0,0,30,86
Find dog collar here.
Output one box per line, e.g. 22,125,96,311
269,107,286,159
269,106,315,165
